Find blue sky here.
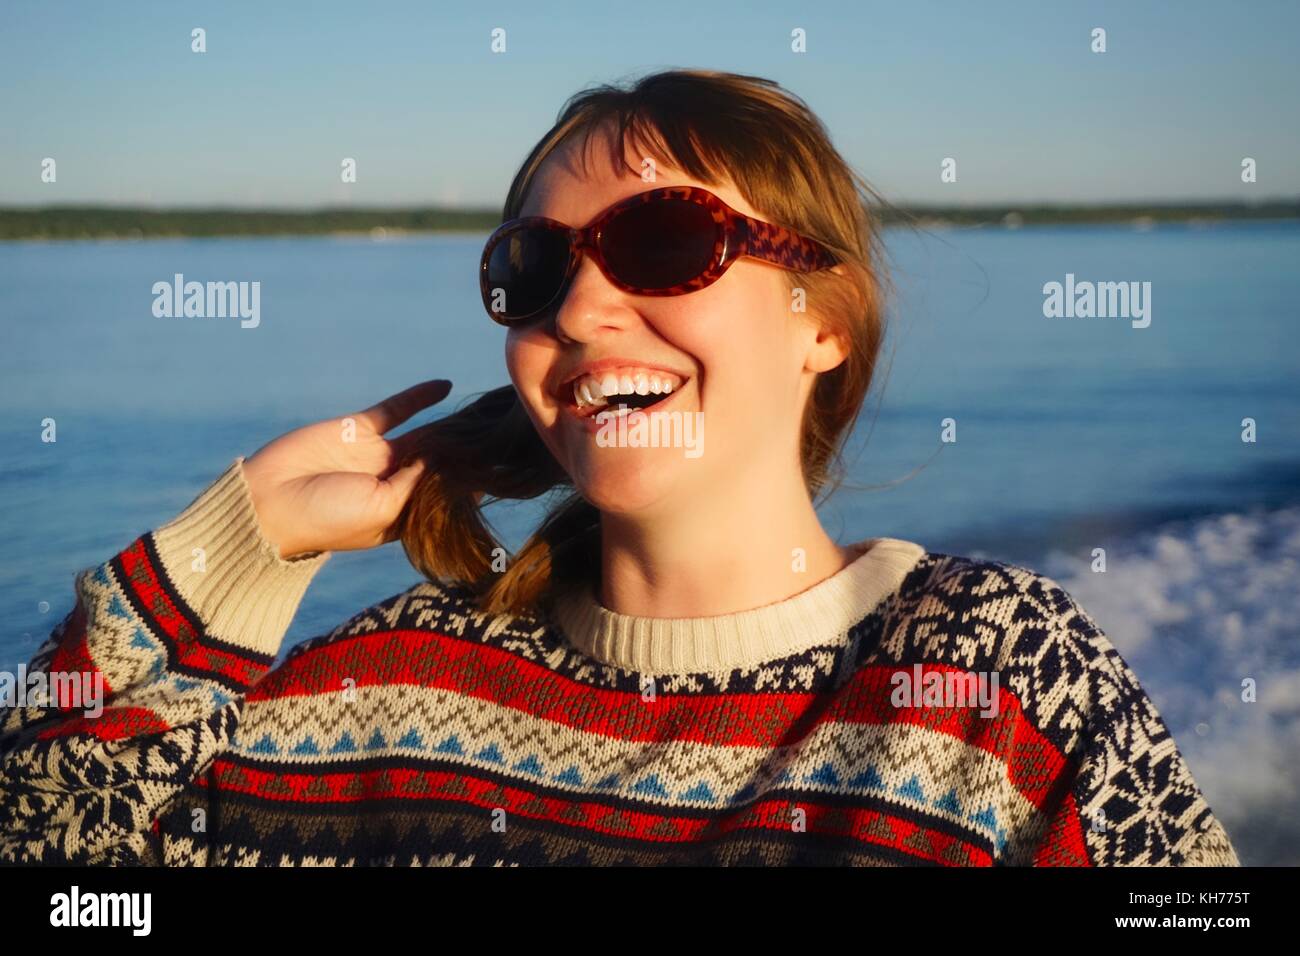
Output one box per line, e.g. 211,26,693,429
2,0,1296,207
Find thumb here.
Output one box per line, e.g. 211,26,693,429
379,458,427,515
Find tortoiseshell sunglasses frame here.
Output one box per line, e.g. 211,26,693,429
479,185,839,326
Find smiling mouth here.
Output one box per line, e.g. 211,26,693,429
562,368,691,419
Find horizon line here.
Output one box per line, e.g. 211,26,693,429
2,196,1298,214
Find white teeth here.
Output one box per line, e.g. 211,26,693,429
572,367,685,405
574,380,607,407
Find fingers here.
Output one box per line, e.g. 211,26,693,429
357,379,452,435
387,418,442,464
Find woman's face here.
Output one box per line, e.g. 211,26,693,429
504,124,839,519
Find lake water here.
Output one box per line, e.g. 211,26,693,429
2,222,1298,863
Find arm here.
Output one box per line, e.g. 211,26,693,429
0,459,328,864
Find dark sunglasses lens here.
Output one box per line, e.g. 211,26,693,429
483,227,571,320
601,199,717,289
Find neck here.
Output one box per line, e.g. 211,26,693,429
597,463,852,618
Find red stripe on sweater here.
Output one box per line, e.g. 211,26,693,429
1032,791,1092,866
49,599,115,704
249,630,1073,812
41,596,172,744
828,663,1071,811
118,537,270,687
38,706,170,741
209,759,993,865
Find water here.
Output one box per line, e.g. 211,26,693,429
2,222,1298,863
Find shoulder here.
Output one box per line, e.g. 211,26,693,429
894,552,1236,865
899,549,1106,644
894,548,1110,659
887,550,1124,752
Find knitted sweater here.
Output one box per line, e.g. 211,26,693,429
0,459,1239,867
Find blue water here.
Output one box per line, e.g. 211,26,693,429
2,222,1298,863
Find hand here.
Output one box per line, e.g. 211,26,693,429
241,379,452,559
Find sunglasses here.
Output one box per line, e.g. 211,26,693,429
479,185,839,326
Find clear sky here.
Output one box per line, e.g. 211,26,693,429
2,0,1296,208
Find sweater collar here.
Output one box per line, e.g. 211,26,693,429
549,537,927,676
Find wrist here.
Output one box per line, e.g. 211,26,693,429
240,455,296,559
151,458,330,656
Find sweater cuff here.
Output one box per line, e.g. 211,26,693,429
150,457,330,657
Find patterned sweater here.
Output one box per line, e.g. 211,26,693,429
0,459,1239,866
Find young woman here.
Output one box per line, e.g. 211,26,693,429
1,70,1238,866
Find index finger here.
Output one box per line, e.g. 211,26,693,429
356,379,452,434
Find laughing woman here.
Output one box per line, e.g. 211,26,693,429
0,70,1238,866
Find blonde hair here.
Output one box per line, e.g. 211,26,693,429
397,69,890,617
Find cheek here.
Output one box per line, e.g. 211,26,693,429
676,274,799,411
503,330,567,466
504,329,553,402
504,333,569,462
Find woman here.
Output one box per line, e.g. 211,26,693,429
0,70,1238,866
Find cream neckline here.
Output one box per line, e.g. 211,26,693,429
549,537,927,675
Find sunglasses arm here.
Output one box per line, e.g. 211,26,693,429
734,213,838,272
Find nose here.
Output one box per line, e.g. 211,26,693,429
550,253,638,344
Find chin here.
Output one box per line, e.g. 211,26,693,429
566,444,692,515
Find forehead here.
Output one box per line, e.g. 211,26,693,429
518,122,763,225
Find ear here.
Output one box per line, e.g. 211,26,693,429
806,320,849,374
804,265,851,373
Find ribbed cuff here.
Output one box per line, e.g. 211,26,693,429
151,457,330,657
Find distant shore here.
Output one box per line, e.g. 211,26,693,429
1,200,1297,240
